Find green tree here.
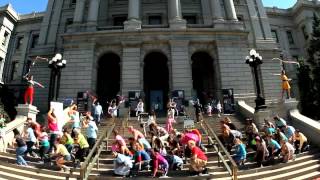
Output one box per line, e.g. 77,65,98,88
303,14,320,119
297,60,317,118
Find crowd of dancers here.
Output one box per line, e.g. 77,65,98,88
13,103,99,171
5,93,310,178
219,116,309,167
111,99,209,178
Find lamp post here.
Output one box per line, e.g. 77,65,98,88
246,49,266,110
48,53,66,103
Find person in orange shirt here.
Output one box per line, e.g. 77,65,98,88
281,70,291,99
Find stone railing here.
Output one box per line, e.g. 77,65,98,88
0,115,27,152
236,100,255,118
290,109,320,146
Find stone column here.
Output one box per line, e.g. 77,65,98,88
246,0,263,39
121,42,142,98
39,0,55,45
124,0,142,31
255,0,272,39
169,40,192,99
87,0,101,30
210,0,223,21
168,0,186,29
201,0,213,25
73,0,86,24
223,0,238,21
47,0,64,44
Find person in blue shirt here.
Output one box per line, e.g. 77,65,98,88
267,136,281,158
167,151,183,170
233,138,247,165
92,99,103,126
283,125,295,143
274,116,287,129
23,124,37,157
83,116,98,149
112,151,133,176
130,142,151,177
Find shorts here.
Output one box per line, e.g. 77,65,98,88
64,155,71,161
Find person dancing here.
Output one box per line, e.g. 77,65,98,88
23,75,44,105
281,70,291,99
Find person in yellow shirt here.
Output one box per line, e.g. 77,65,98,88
60,128,74,153
281,70,291,99
294,129,309,154
53,142,71,171
73,128,89,162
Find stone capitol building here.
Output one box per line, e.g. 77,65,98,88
0,0,319,113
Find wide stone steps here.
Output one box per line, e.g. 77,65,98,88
1,114,320,180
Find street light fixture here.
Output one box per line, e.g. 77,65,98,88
48,53,67,103
245,49,266,110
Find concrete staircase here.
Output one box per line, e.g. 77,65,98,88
88,116,231,180
205,114,320,180
0,113,319,179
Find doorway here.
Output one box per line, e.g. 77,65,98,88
143,52,169,113
191,52,216,105
97,53,120,109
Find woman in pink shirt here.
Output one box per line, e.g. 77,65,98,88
179,132,200,145
152,149,169,178
166,113,176,133
112,130,129,154
47,108,59,151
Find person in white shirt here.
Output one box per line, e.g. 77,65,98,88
136,99,144,121
92,99,103,125
108,101,118,118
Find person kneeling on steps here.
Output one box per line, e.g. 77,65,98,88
52,141,71,172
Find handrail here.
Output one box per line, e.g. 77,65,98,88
184,106,238,180
3,115,26,134
202,119,238,180
79,119,116,180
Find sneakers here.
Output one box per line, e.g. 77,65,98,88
159,175,169,178
202,167,209,174
189,171,200,176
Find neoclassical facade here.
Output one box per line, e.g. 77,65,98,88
0,0,318,112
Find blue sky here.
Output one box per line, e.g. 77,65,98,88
0,0,297,14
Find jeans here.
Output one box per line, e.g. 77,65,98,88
49,133,58,152
39,146,50,160
25,141,36,156
87,138,96,149
76,147,89,162
94,114,101,125
65,144,74,153
16,146,27,165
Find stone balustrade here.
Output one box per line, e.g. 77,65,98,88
237,100,255,118
0,115,26,152
290,109,320,146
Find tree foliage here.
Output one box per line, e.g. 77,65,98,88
298,14,320,119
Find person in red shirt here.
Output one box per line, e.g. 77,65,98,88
188,140,208,175
26,117,41,138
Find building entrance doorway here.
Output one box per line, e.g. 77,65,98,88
144,52,169,113
191,52,217,105
97,53,120,109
